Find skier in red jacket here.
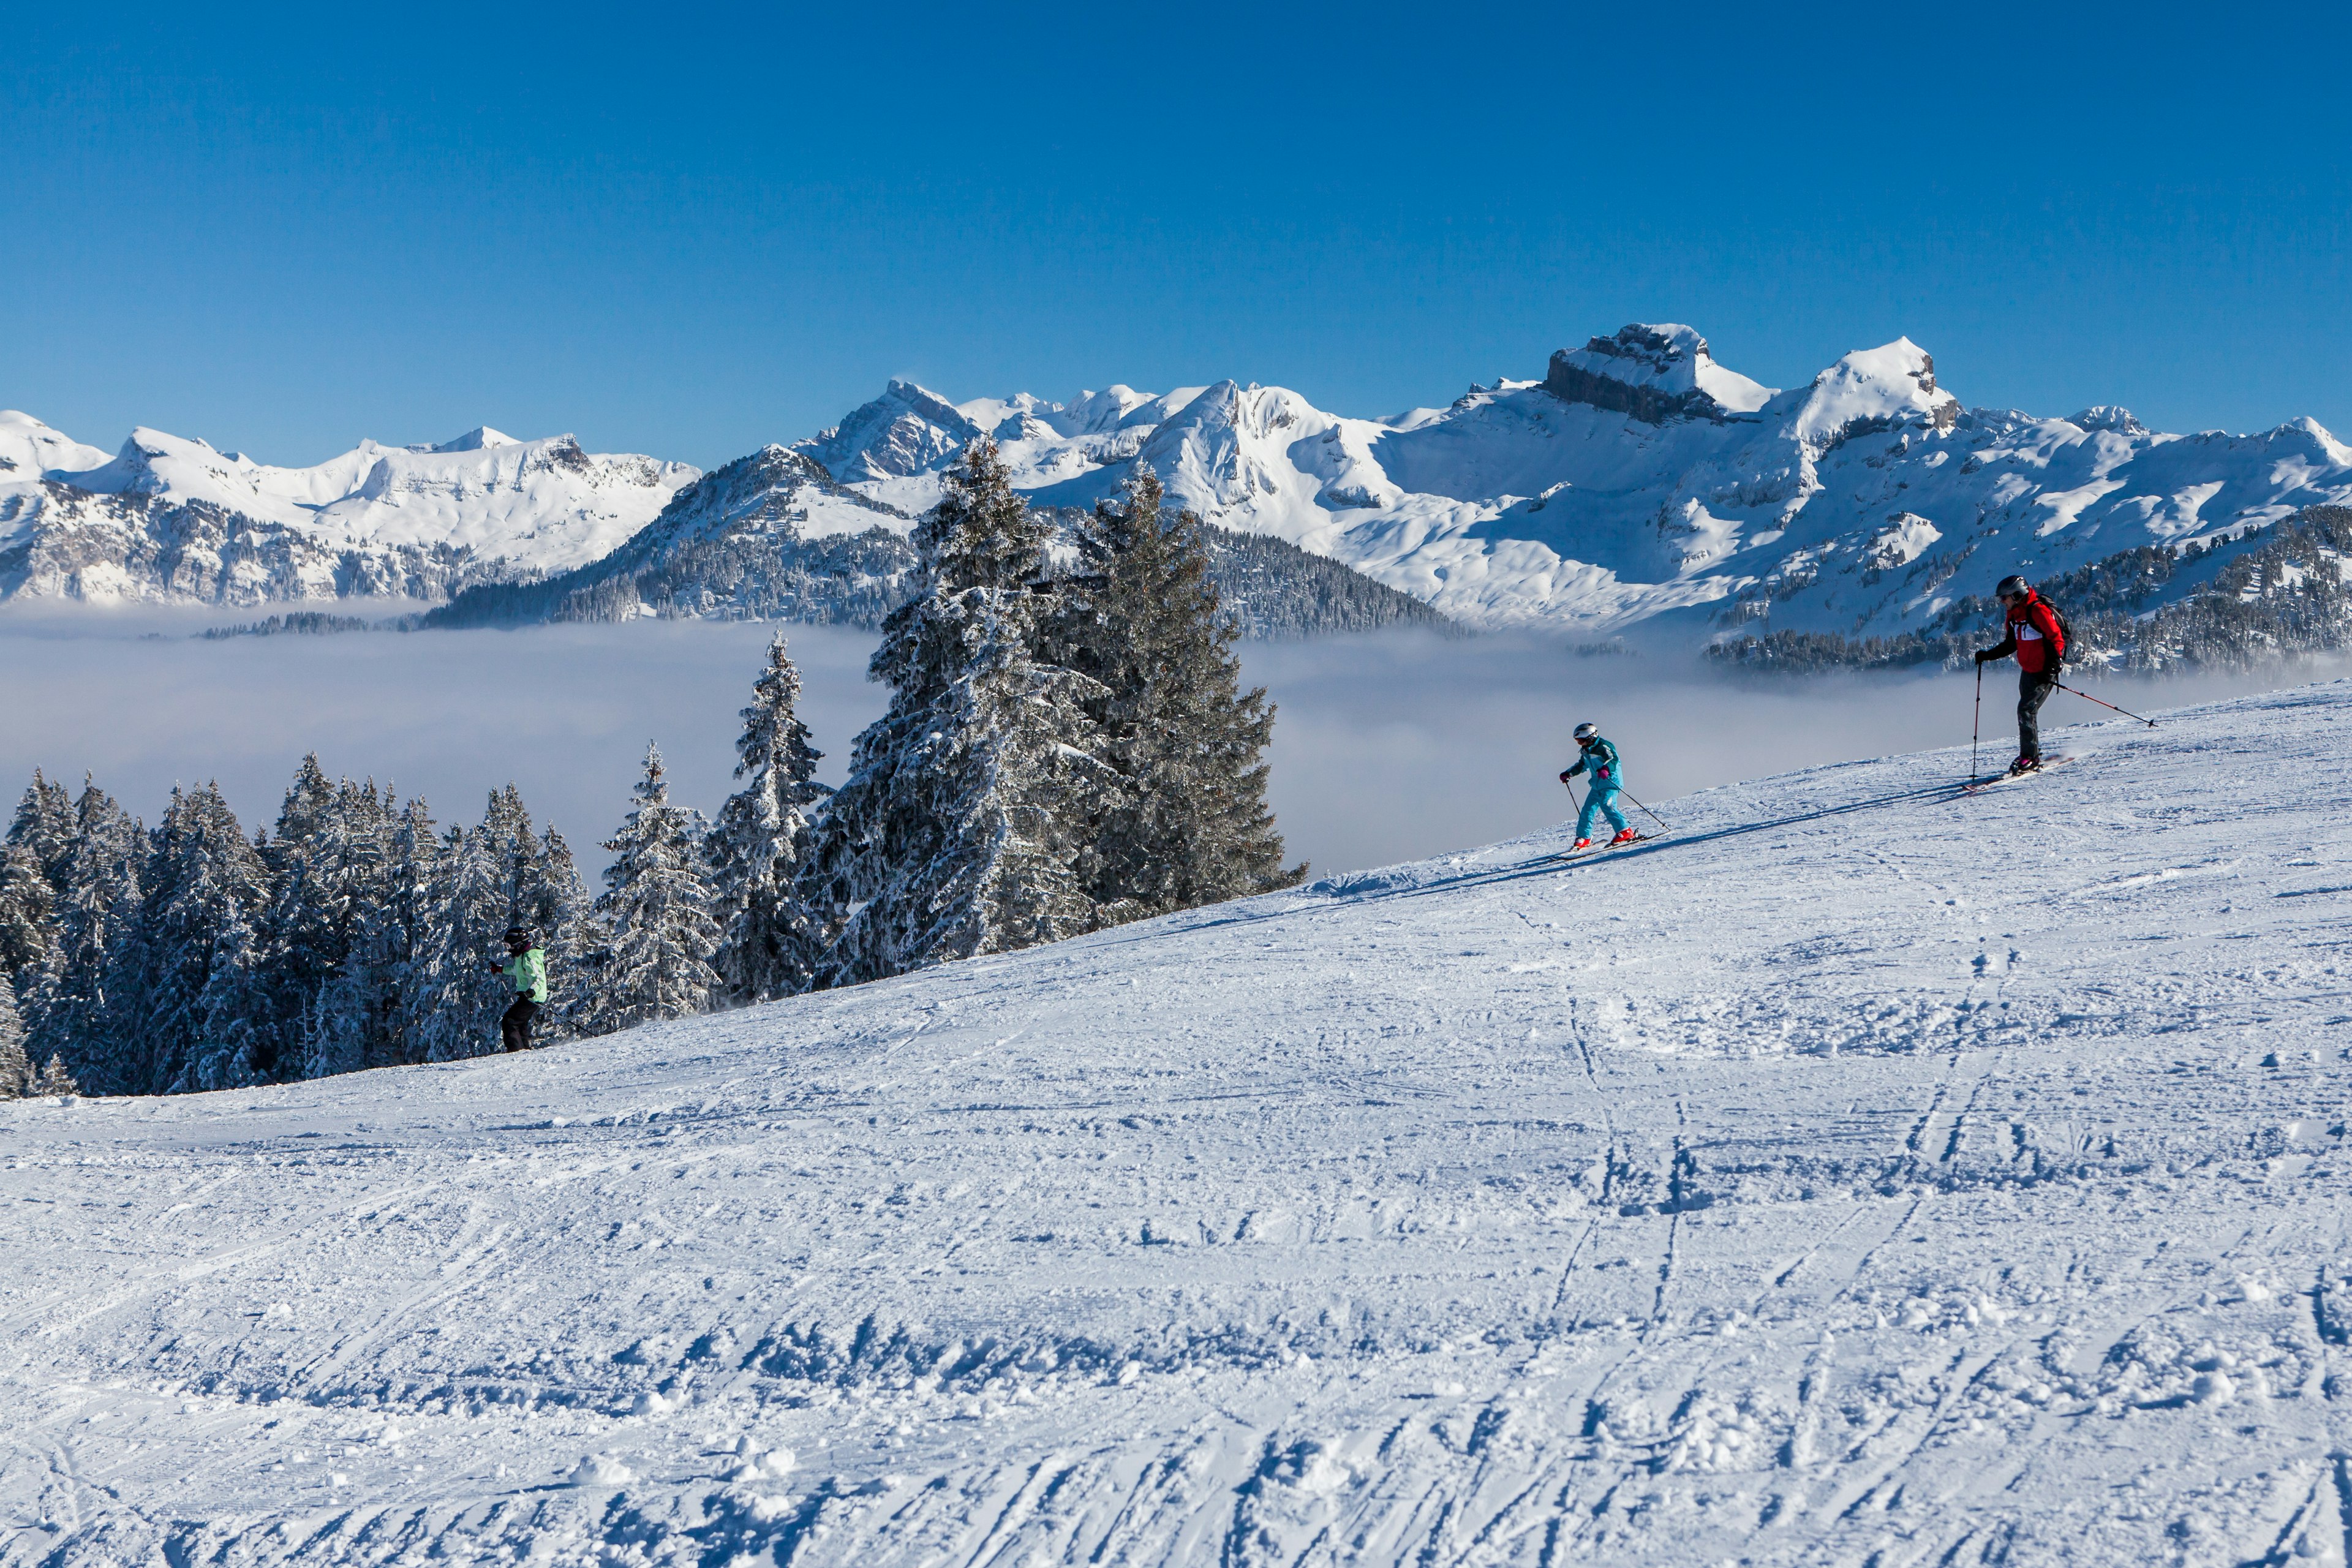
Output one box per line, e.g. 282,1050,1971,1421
1974,575,2066,775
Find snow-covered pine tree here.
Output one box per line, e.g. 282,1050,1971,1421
254,757,353,1079
586,744,720,1033
182,891,269,1091
30,1053,77,1096
6,770,76,891
410,788,545,1061
263,755,336,875
795,439,1104,985
0,973,30,1098
281,777,401,1080
530,824,592,1041
1,771,72,987
99,783,271,1093
0,846,55,984
29,782,146,1091
708,634,829,1004
355,794,442,1071
1048,470,1302,920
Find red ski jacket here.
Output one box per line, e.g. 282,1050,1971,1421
1989,590,2065,674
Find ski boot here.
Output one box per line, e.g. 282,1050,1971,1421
2007,755,2041,777
1610,828,1640,845
1571,838,1593,851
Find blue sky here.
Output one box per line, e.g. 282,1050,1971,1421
7,2,2347,469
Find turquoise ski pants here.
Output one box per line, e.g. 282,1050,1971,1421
1577,787,1630,841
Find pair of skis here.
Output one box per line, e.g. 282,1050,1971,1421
1537,832,1659,864
1958,755,2075,796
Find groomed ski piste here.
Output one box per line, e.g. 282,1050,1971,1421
6,682,2351,1566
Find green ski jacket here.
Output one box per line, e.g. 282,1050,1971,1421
503,948,548,1003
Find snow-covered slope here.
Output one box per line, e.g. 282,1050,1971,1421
0,412,698,606
8,680,2351,1564
796,327,2352,636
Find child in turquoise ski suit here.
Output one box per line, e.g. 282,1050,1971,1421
1560,732,1634,846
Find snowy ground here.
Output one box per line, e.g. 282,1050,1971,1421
6,682,2351,1566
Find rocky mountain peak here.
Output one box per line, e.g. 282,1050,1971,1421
1544,323,1774,424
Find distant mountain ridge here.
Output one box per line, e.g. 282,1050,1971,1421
421,446,1450,639
0,409,696,605
782,330,2351,644
9,323,2351,652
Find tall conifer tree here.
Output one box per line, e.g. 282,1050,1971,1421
102,783,270,1093
29,782,144,1088
0,846,55,984
587,744,720,1032
709,635,829,1003
0,974,29,1098
410,788,577,1061
6,771,75,891
1050,470,1302,919
796,439,1104,984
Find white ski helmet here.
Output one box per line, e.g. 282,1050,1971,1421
1573,722,1599,741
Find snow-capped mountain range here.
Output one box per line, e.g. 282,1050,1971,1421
9,322,2351,638
788,325,2352,634
0,410,696,604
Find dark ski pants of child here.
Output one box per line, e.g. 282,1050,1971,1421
502,998,540,1052
2018,669,2057,762
1578,786,1630,842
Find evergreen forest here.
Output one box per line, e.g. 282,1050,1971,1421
0,447,1303,1097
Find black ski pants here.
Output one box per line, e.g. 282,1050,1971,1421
501,997,540,1052
2017,668,2057,761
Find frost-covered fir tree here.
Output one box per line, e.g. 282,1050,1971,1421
27,782,144,1088
0,845,55,984
1049,470,1302,920
6,771,75,891
334,795,442,1072
708,635,830,1003
586,744,720,1033
796,439,1104,985
1,771,72,986
268,774,409,1080
99,783,271,1093
0,973,29,1098
254,757,368,1080
409,788,582,1061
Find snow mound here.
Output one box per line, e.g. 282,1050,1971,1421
8,677,2352,1562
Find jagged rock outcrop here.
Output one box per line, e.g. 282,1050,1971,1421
1542,324,1773,425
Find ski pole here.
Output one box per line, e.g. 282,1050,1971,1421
1972,662,1983,778
1621,791,1671,832
2054,680,2157,728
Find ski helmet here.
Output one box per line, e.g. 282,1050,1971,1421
503,925,532,944
1995,575,2030,600
1573,722,1599,741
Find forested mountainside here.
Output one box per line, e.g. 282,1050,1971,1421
421,448,1449,639
1708,504,2352,673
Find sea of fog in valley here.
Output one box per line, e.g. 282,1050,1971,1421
1,611,2338,878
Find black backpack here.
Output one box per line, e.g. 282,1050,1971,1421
2045,600,2076,666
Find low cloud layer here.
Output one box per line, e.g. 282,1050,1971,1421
2,614,2336,880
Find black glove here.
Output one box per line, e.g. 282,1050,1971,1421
1974,649,1994,665
1559,769,1574,784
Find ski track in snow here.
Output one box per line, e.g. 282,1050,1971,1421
5,686,2352,1564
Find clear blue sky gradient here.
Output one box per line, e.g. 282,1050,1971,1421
7,2,2348,470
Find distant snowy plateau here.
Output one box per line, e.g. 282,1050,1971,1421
6,683,2352,1564
10,322,2351,636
